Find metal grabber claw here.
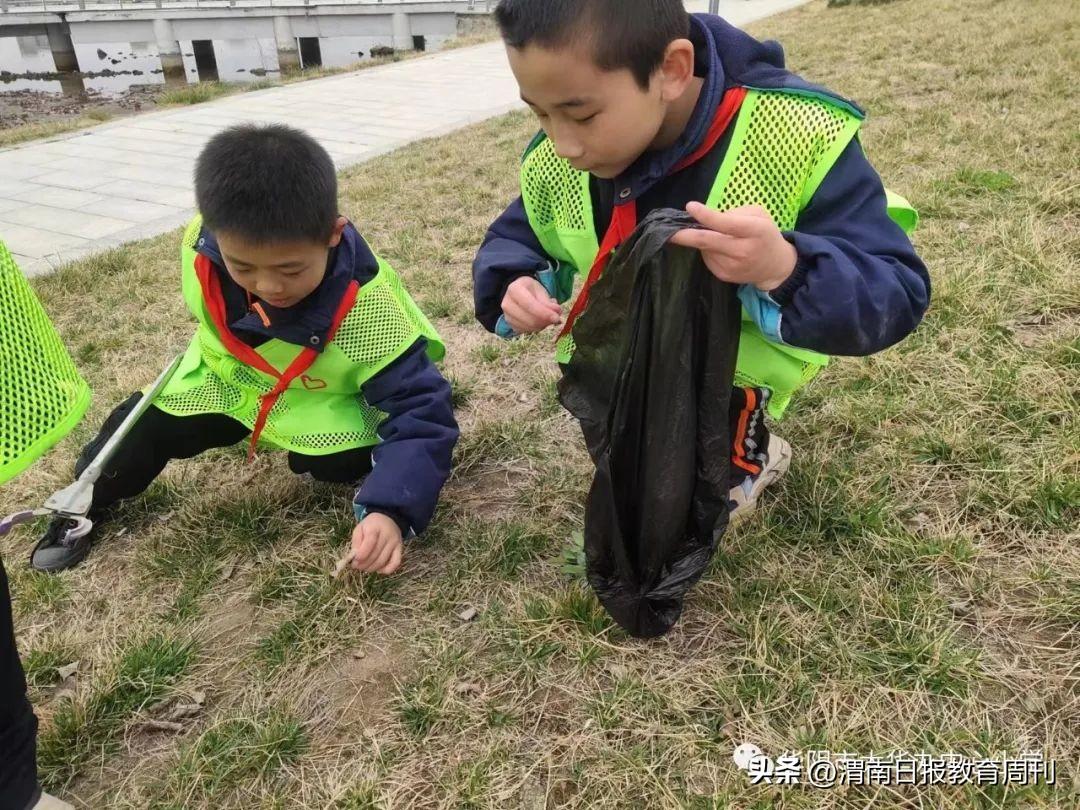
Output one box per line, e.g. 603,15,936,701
0,355,183,541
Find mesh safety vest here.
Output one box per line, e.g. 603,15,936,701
520,88,918,418
153,218,445,456
0,241,91,485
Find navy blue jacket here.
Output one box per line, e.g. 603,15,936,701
473,13,930,357
197,223,458,535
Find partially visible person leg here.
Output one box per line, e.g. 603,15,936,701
727,386,791,520
0,555,39,810
287,447,374,485
74,395,251,509
0,556,77,810
31,395,250,572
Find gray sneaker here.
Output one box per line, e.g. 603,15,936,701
30,517,96,573
33,791,75,810
729,434,792,521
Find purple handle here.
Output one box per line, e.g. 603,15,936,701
0,511,38,537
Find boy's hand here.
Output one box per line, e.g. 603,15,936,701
501,276,563,334
350,513,403,575
670,202,798,292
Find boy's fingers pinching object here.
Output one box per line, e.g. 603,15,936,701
669,228,739,258
516,283,559,313
534,296,563,323
352,527,381,568
369,540,398,574
332,550,356,579
379,545,403,575
526,282,561,310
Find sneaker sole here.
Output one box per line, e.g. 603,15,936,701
34,792,76,810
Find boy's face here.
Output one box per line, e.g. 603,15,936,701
507,40,693,180
216,217,347,309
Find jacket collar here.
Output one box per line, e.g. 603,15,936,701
196,222,378,351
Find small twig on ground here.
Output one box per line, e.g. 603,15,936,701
332,551,356,579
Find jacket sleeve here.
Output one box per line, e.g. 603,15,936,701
353,338,459,536
767,138,931,356
472,196,556,333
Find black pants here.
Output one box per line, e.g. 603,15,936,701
0,556,39,810
80,393,374,515
728,386,773,489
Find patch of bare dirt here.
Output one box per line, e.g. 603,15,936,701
299,639,407,741
1007,310,1079,349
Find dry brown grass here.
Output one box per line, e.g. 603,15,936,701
2,0,1077,806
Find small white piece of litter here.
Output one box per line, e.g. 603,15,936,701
57,661,80,680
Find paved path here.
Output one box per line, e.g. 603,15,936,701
0,0,810,276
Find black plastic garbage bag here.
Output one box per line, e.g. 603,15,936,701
557,209,741,638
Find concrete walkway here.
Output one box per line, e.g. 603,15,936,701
0,0,810,276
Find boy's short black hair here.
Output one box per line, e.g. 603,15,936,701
494,0,690,89
195,124,338,245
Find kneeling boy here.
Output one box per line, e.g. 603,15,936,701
33,125,458,576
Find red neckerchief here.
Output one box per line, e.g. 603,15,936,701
558,86,748,342
194,254,359,460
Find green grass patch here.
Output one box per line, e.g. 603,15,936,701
152,710,307,804
525,583,617,639
22,644,79,690
8,567,70,618
37,634,194,788
939,167,1019,196
397,672,446,738
254,564,396,672
159,81,234,106
437,517,553,582
448,373,475,409
335,784,386,809
474,342,502,364
0,114,113,148
453,418,544,474
418,288,458,320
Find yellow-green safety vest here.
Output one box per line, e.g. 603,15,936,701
0,241,91,485
520,88,918,418
153,217,445,456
